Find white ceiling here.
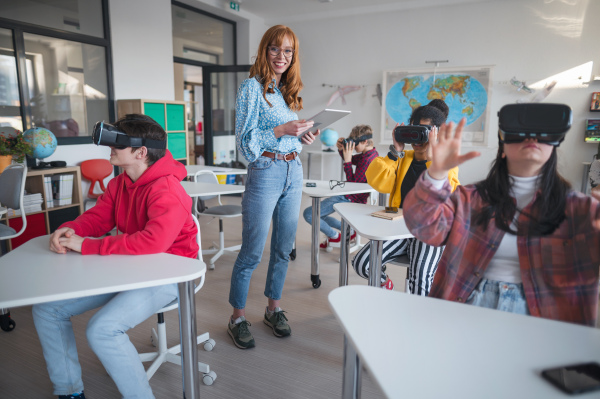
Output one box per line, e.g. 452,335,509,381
236,0,495,24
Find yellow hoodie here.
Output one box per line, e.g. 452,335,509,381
365,149,460,208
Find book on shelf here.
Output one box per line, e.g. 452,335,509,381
44,176,54,208
50,174,74,207
371,209,404,221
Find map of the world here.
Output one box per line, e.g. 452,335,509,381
381,67,492,146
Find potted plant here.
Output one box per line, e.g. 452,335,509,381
0,130,33,172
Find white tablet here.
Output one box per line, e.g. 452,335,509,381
286,109,351,138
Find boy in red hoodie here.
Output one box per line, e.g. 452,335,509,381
32,114,198,399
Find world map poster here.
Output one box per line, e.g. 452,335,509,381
381,66,493,147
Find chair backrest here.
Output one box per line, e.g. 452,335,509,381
80,159,113,199
159,213,204,313
193,170,220,202
0,164,28,240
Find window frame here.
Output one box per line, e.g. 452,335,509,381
0,0,115,145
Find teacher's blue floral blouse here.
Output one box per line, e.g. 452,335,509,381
235,77,302,162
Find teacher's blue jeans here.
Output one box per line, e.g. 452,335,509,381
32,284,178,398
229,156,303,310
302,195,351,238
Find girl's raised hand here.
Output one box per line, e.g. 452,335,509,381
427,118,480,180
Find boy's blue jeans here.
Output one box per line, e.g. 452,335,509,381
229,156,303,310
32,283,178,398
302,195,351,238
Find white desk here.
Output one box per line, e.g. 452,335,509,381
181,181,246,197
333,203,412,287
0,236,206,399
185,164,248,177
303,180,376,288
329,285,600,399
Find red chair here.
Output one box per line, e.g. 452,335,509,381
80,159,113,210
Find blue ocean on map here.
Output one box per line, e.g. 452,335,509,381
385,73,488,126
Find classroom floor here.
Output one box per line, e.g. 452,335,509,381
0,193,409,398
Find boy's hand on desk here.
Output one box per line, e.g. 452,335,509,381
59,234,84,253
50,227,76,254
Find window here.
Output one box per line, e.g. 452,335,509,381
0,0,113,144
0,28,22,131
172,2,236,66
24,33,109,137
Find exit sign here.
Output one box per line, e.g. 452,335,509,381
229,1,239,11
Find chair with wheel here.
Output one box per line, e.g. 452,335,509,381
80,159,113,210
138,214,217,385
0,163,28,332
193,170,242,270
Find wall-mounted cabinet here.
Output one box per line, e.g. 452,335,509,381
117,99,189,163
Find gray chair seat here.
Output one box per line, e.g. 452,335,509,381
0,223,17,238
201,205,242,217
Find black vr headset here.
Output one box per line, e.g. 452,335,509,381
498,103,572,146
393,125,432,144
342,134,373,145
92,121,167,150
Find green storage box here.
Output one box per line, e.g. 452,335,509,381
168,133,186,159
144,103,166,129
166,104,185,131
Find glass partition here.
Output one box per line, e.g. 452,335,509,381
23,32,110,137
0,28,23,131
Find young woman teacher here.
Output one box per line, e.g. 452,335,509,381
228,25,319,349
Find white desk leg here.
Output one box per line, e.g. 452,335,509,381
311,197,321,288
339,219,349,286
307,153,312,179
342,335,362,399
368,240,383,287
178,281,200,399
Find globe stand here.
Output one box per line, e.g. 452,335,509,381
26,155,66,170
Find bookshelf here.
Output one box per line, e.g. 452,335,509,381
1,166,84,250
116,99,189,164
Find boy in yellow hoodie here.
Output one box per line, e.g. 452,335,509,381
353,99,459,293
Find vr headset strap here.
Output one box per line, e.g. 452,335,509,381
127,137,167,149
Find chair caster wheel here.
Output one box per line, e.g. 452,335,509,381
311,274,321,289
0,313,15,332
203,338,216,351
290,249,296,261
209,263,215,270
203,370,217,385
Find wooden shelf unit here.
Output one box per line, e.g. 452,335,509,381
1,166,84,250
117,99,189,163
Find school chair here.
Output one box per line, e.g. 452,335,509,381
80,159,112,210
193,170,242,270
388,254,411,294
138,214,217,385
0,163,28,332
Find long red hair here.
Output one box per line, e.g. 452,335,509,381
249,25,303,111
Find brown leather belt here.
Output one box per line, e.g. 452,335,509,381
261,151,298,161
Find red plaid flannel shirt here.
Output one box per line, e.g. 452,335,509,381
404,174,600,327
340,147,379,204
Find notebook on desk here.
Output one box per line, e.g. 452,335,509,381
371,209,404,221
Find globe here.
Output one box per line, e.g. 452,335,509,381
320,128,339,147
23,127,57,160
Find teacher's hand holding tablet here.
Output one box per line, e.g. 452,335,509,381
274,119,320,144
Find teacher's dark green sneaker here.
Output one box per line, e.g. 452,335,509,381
263,307,291,337
227,316,255,349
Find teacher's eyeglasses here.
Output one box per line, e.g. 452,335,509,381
329,180,346,190
268,46,294,58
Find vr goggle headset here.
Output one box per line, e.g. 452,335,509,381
342,134,373,145
393,124,432,144
498,103,572,146
92,121,167,150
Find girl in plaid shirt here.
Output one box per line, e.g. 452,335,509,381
404,115,600,326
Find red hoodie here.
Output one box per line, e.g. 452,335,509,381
61,151,199,258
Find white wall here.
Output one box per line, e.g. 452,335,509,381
285,0,600,187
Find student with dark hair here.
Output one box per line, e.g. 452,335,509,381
352,100,460,293
33,114,198,399
228,25,319,350
403,116,600,326
302,124,379,251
